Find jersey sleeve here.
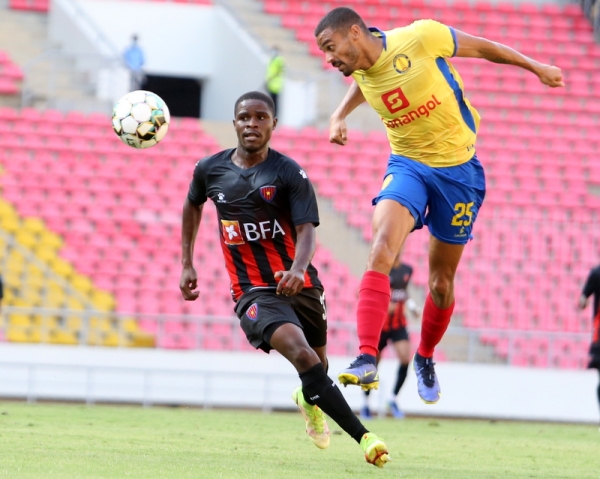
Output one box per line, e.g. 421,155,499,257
411,19,457,58
283,162,320,227
582,268,599,298
187,159,208,206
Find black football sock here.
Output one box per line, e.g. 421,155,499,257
300,363,368,444
597,372,600,412
393,364,409,396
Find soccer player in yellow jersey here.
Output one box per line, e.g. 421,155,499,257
314,7,564,403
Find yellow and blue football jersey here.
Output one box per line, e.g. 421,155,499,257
352,20,480,167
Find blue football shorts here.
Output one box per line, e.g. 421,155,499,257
373,154,486,245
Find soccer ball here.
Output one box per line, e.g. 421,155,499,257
112,90,170,149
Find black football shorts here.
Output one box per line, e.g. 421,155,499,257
378,326,409,352
234,287,327,353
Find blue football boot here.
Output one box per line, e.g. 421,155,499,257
338,354,379,391
413,352,441,404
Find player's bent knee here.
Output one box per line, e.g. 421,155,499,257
429,276,453,300
367,240,397,273
292,346,320,371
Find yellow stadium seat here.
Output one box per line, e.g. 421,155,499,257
15,231,37,248
50,258,73,278
70,274,92,295
66,317,82,330
121,318,139,332
35,246,57,263
22,217,45,235
10,298,29,308
0,216,19,234
90,317,111,332
102,331,120,347
37,231,63,250
91,291,115,311
7,327,41,343
6,328,29,343
129,332,156,348
8,314,32,327
4,270,22,285
49,330,79,345
65,298,84,311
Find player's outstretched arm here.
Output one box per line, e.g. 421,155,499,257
330,81,366,145
180,198,204,301
275,222,316,296
454,30,564,88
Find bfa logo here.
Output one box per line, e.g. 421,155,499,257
221,220,244,245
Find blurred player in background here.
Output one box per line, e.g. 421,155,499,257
362,254,420,419
264,46,285,116
123,34,145,91
314,7,564,403
179,91,389,468
578,264,600,415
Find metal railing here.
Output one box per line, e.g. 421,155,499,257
0,306,591,367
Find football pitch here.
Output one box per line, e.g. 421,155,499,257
0,402,597,479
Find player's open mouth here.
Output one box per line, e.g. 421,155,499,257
244,132,260,139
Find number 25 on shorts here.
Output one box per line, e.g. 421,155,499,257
451,202,474,226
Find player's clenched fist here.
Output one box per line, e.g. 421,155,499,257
179,266,200,300
275,269,305,296
329,116,348,145
537,64,564,88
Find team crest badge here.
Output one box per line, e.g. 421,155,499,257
381,174,394,191
246,303,258,320
393,54,411,74
260,185,277,202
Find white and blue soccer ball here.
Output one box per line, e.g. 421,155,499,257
112,90,170,149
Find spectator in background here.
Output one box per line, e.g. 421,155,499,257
123,35,145,91
0,274,3,313
264,46,285,116
361,255,420,420
578,264,600,416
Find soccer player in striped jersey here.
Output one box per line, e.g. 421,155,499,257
314,7,564,403
579,265,600,418
179,91,389,468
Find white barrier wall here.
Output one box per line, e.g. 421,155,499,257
48,0,317,125
0,344,597,424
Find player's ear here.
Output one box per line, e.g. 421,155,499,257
272,116,277,129
349,24,362,40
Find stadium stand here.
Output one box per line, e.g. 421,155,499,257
265,1,600,367
0,51,23,96
0,197,154,346
0,107,362,353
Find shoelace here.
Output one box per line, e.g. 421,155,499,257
349,355,370,367
418,359,436,388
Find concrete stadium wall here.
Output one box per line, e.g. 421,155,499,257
0,344,597,424
48,0,316,125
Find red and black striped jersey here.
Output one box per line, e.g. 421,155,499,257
382,262,413,332
187,148,322,301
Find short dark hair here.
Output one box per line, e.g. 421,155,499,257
234,91,275,116
314,7,368,37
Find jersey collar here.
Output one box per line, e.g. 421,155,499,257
368,27,387,50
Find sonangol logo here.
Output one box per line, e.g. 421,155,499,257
381,88,410,114
246,303,258,320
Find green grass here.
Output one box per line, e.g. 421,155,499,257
0,402,597,479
